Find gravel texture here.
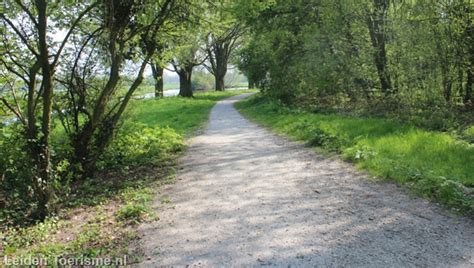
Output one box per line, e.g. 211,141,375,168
138,93,474,267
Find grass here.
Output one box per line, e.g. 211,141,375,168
1,89,255,265
129,82,248,96
123,90,255,136
235,94,474,216
132,83,180,94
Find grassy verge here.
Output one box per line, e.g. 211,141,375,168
1,89,254,265
235,94,474,217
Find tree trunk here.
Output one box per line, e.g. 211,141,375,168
465,68,473,105
151,62,164,98
33,0,55,219
464,23,474,105
433,27,453,103
248,77,255,89
178,65,194,98
71,65,121,179
214,47,227,91
207,41,229,91
366,0,392,95
215,70,226,91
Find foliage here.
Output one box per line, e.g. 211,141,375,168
100,124,184,169
192,70,215,90
116,187,155,224
0,0,197,219
236,95,474,216
234,0,474,127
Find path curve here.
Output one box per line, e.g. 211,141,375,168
139,94,474,267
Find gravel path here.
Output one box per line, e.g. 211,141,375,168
138,94,474,267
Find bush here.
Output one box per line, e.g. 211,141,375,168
462,126,474,144
99,123,184,169
0,125,38,226
192,71,214,90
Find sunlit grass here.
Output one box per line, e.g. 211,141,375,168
123,89,256,136
236,94,474,215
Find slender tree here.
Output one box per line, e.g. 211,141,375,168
1,0,97,219
55,0,188,178
366,0,392,95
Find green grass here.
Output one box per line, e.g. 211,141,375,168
130,83,248,96
123,90,254,136
1,90,255,264
236,94,474,216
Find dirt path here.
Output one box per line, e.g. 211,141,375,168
138,94,473,267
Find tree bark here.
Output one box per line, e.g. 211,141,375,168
213,46,227,91
33,0,55,219
72,30,122,179
433,26,453,103
178,65,194,97
151,62,164,98
215,68,226,91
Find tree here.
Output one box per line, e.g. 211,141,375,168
171,42,206,97
234,0,472,125
168,18,208,98
204,1,244,91
151,62,165,98
55,0,189,179
366,0,392,95
1,0,97,219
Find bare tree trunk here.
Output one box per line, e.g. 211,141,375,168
72,54,122,179
215,68,226,91
207,36,237,91
151,62,164,98
214,47,227,91
178,65,194,97
94,55,151,160
432,26,453,103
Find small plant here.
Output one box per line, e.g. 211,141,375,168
116,203,149,223
161,196,172,204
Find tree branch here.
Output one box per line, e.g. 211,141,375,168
14,0,38,27
0,14,39,57
52,2,99,68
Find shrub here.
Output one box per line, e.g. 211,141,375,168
99,124,184,169
192,71,214,91
0,125,38,226
462,126,474,144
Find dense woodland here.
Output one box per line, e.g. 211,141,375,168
237,0,473,129
1,0,473,230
